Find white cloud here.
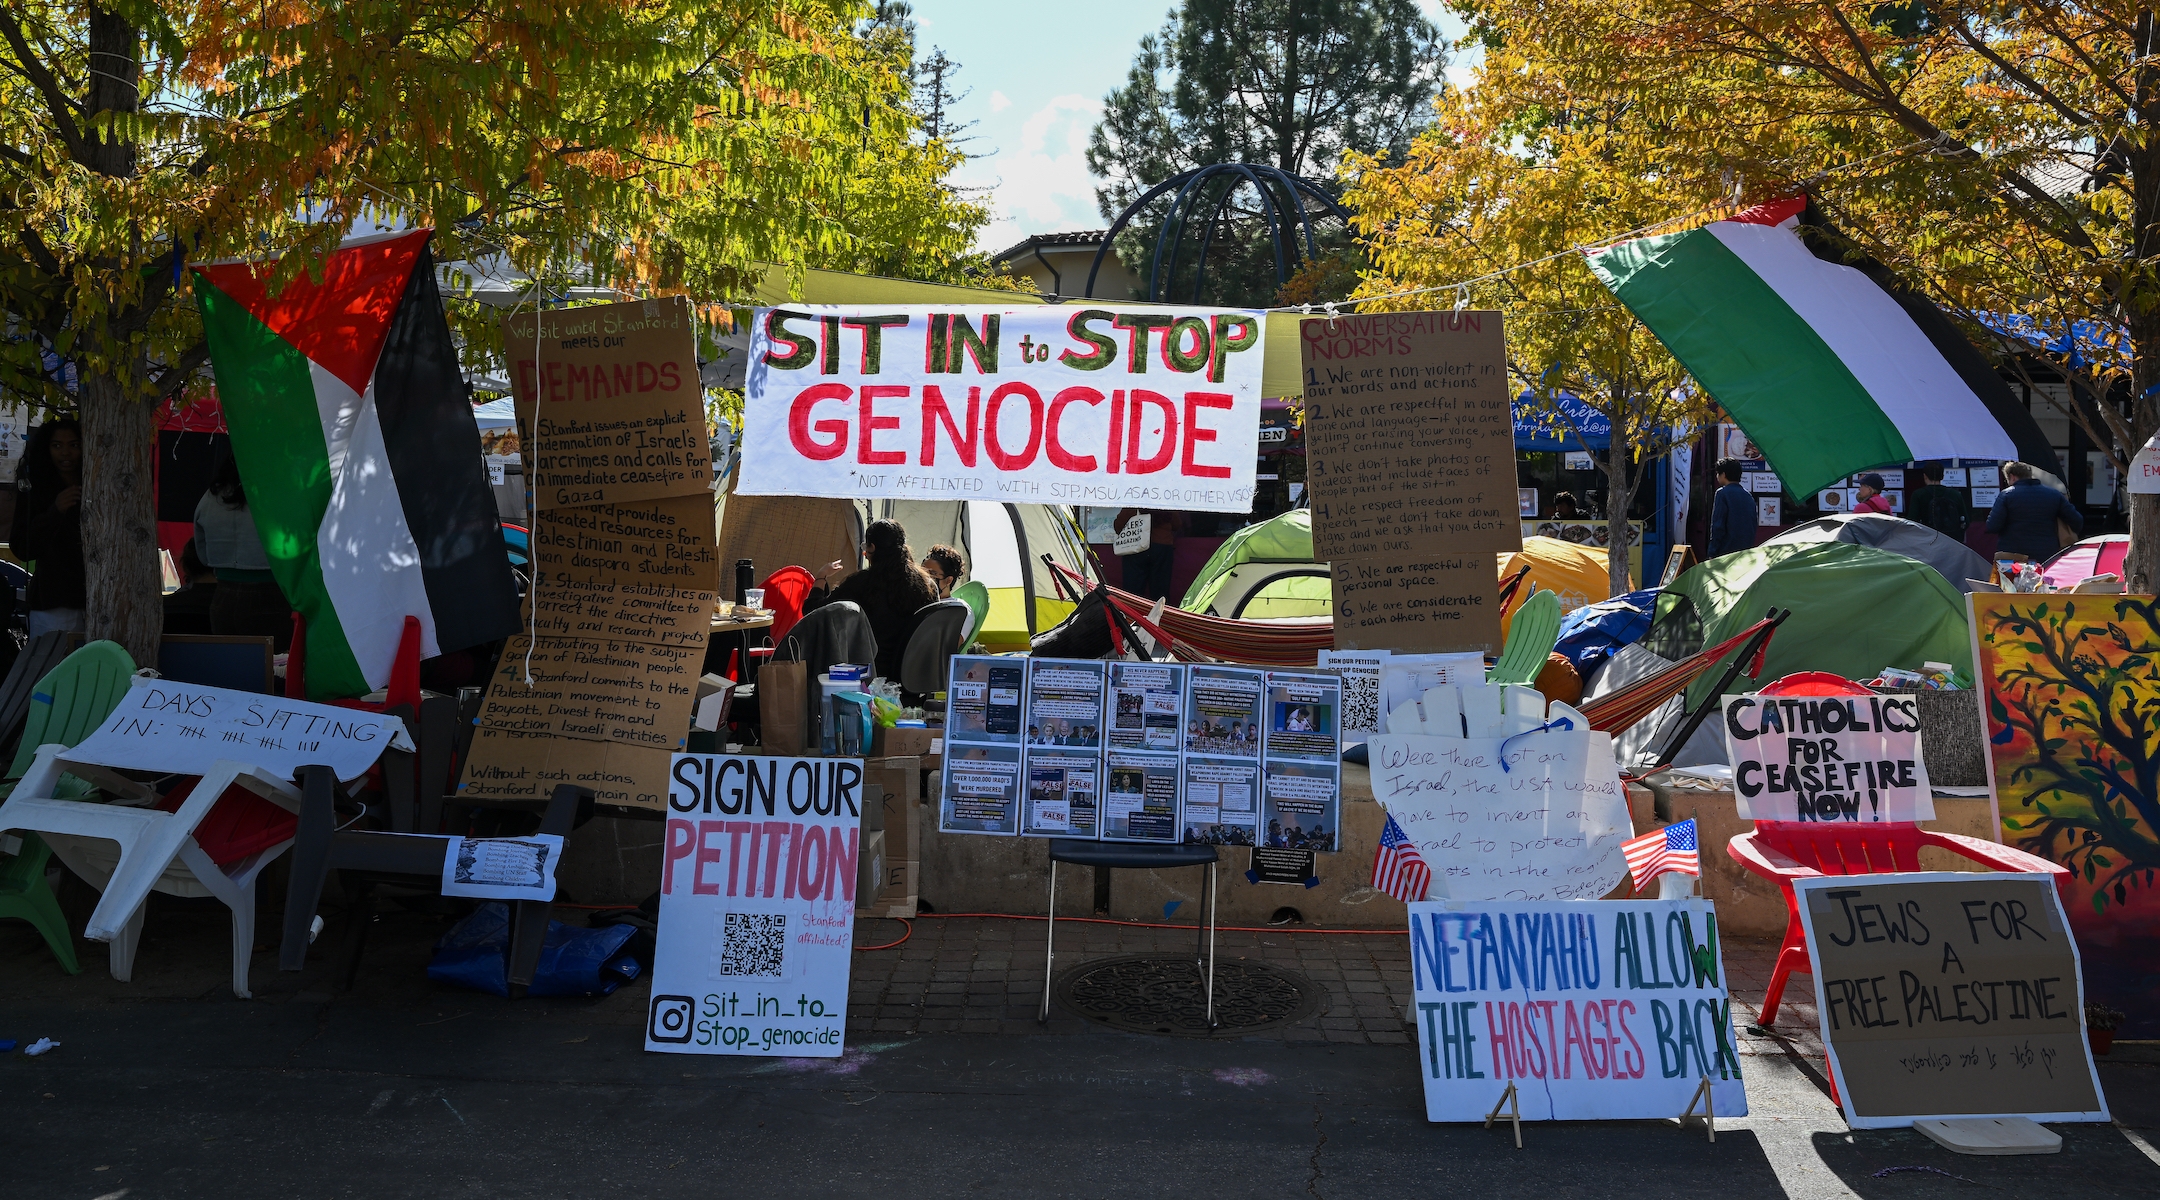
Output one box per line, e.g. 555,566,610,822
990,90,1012,113
964,93,1105,252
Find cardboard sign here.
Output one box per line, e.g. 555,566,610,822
1368,732,1632,902
1409,899,1747,1122
521,579,716,648
646,753,863,1056
1331,554,1501,654
66,678,413,783
528,494,720,591
738,305,1266,513
503,296,714,510
476,636,701,748
1300,311,1521,559
1795,873,2108,1128
456,725,674,811
1723,693,1933,822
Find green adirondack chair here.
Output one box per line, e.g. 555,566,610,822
952,580,990,651
0,640,139,973
1488,589,1563,686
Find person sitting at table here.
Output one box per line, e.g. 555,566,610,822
922,544,965,599
804,518,939,681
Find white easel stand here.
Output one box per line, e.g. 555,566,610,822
1484,1082,1522,1148
1673,1076,1716,1142
1914,1117,2062,1155
1657,871,1698,899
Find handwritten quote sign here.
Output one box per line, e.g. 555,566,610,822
1724,693,1934,822
647,753,863,1057
1796,873,2108,1128
1368,731,1631,901
66,678,414,782
1409,899,1748,1121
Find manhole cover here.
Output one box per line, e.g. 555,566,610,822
1053,955,1327,1037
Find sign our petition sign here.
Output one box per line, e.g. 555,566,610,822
738,305,1266,512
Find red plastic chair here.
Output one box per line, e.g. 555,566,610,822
1727,673,2068,1028
759,565,817,646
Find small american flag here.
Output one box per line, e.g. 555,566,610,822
1623,819,1701,891
1372,813,1431,904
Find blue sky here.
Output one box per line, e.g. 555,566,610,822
905,1,1467,254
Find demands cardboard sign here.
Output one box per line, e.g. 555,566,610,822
738,305,1265,512
1795,873,2108,1127
1408,899,1747,1122
1723,693,1933,822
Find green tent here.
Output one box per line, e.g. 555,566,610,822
1644,540,1973,706
1180,509,1332,618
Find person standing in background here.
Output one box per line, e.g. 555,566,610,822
1113,507,1186,600
11,418,86,638
195,455,294,652
1852,473,1894,514
1987,461,2083,560
1907,463,1970,543
1706,459,1755,559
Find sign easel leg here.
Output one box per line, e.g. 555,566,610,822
1484,1081,1522,1149
1671,1075,1715,1142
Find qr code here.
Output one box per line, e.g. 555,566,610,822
1335,668,1380,737
717,913,786,977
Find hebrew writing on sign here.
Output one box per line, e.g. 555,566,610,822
1723,693,1933,823
1301,311,1520,653
647,753,863,1057
737,305,1266,512
67,678,413,782
1369,731,1631,902
1409,899,1748,1122
1795,873,2109,1128
503,296,714,510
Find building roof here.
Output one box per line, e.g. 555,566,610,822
992,229,1111,261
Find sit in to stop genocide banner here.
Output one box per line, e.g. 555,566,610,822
737,305,1266,513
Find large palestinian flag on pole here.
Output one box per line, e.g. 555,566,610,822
1586,197,2020,498
192,229,518,699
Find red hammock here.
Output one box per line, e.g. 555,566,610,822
1050,562,1333,665
1576,616,1778,733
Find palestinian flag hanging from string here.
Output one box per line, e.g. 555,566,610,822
191,229,518,700
1586,197,2020,499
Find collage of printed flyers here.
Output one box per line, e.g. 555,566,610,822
938,656,1343,853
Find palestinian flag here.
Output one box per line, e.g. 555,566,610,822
192,229,518,699
1586,197,2018,498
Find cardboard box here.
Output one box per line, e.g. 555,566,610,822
871,725,936,758
859,755,921,917
855,830,887,908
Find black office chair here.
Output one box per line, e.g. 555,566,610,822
900,599,971,695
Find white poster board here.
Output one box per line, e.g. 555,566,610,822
1409,899,1748,1122
1722,693,1933,822
1112,513,1151,555
441,834,563,901
1368,731,1632,901
739,305,1266,513
64,678,414,783
647,753,863,1056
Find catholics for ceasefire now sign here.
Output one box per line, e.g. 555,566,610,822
1408,899,1748,1122
1722,692,1934,823
738,305,1266,512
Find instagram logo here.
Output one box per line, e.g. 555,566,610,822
649,994,694,1043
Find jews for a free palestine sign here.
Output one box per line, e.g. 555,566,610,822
738,305,1266,513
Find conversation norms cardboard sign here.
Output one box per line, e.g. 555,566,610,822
1723,693,1933,822
69,678,413,782
456,725,674,811
477,635,702,748
1795,872,2108,1128
1331,552,1503,655
1409,899,1746,1122
503,295,714,510
1369,731,1631,901
647,753,864,1056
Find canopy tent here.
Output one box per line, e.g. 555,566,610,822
1180,509,1331,619
154,392,231,555
1497,536,1619,636
472,397,516,429
1644,540,1973,711
2041,534,2130,587
1764,513,1993,594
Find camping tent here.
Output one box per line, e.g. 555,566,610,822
1765,513,1992,593
1498,536,1618,635
1644,540,1973,709
2041,534,2130,587
1180,509,1331,618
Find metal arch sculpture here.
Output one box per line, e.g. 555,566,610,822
1083,164,1350,303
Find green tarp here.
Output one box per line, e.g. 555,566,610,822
1645,541,1973,706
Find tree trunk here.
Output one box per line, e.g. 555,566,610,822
1602,406,1638,597
79,368,162,666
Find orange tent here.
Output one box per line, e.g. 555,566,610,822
1498,536,1623,636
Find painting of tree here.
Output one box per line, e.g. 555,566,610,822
1974,594,2160,1035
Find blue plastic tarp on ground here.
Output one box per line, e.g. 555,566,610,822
1553,588,1659,671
